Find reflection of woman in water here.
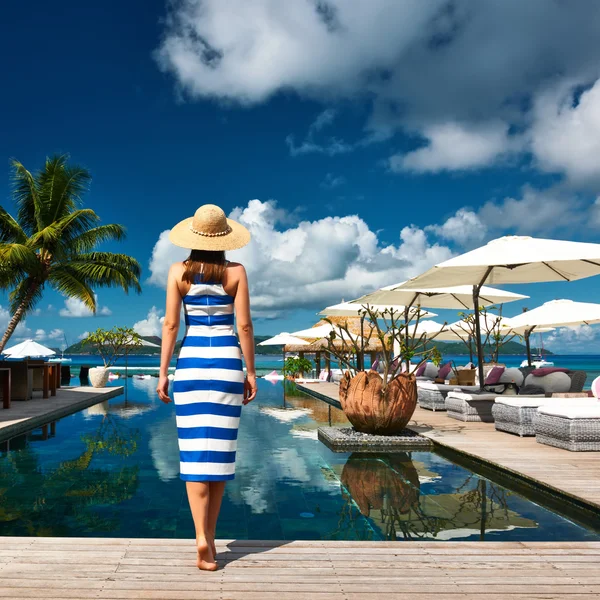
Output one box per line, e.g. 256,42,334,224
157,204,257,571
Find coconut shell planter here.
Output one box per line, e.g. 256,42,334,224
339,370,418,435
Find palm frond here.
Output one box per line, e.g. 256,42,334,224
28,209,99,255
38,155,91,224
0,243,41,276
57,252,142,293
70,223,126,252
11,159,41,235
0,205,27,244
48,266,96,312
8,277,45,316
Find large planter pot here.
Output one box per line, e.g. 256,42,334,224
339,371,417,435
89,367,110,388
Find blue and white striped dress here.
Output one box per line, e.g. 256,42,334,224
173,279,244,482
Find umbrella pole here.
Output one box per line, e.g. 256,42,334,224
473,268,493,390
525,329,532,367
359,315,364,371
473,286,486,390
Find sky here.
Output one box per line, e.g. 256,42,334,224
2,0,600,353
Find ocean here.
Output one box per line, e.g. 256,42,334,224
60,353,600,388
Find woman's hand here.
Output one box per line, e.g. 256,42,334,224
243,374,257,405
156,375,172,404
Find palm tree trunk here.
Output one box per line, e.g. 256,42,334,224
0,283,38,353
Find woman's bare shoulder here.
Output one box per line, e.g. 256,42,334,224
226,261,246,276
169,261,186,275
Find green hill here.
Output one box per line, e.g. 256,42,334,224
66,334,282,356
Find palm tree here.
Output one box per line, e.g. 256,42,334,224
0,154,141,353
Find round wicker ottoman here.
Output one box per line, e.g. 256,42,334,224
534,400,600,451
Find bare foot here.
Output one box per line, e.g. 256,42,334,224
210,538,218,563
196,537,218,571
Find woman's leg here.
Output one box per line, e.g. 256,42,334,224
186,481,217,570
207,481,226,558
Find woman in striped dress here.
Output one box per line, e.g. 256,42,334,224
157,204,256,571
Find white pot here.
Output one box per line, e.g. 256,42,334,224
89,367,110,388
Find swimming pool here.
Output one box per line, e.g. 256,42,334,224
0,378,598,541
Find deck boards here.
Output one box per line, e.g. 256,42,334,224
297,382,600,511
0,386,123,442
0,537,599,598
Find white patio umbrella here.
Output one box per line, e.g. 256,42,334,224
3,339,56,358
258,333,310,346
319,301,437,319
507,299,600,365
291,323,360,342
352,282,528,310
399,236,600,387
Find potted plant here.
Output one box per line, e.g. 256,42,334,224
82,327,143,388
282,356,314,381
325,306,443,435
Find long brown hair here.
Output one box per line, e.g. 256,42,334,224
182,250,227,284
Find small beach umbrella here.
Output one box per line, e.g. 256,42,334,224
398,236,600,387
258,333,310,346
506,299,600,365
319,301,437,319
3,339,56,358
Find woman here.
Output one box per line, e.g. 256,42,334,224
156,204,257,571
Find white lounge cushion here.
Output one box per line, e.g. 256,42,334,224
447,391,498,402
498,368,525,387
524,371,571,394
537,400,600,419
423,363,439,379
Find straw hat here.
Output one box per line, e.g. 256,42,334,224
169,204,251,251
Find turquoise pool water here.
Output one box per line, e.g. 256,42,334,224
0,378,598,541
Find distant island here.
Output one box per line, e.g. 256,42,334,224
64,336,550,357
64,335,283,356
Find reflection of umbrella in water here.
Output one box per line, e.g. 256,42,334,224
340,453,537,541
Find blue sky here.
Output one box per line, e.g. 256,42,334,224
2,1,600,352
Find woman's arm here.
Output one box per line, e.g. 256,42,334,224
157,263,183,404
234,265,257,404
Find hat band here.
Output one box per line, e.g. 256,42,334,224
189,223,232,237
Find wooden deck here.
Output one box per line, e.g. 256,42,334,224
297,382,600,512
0,386,123,442
1,537,599,599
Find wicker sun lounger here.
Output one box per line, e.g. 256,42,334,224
534,400,600,451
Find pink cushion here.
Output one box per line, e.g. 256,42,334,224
484,366,505,385
437,362,452,380
591,376,600,399
415,362,427,377
531,367,570,377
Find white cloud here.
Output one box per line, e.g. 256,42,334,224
133,307,165,337
426,208,486,246
147,230,189,287
156,1,600,179
78,331,90,341
147,199,452,316
320,173,346,190
478,186,585,236
33,328,64,343
545,325,600,353
59,295,112,318
0,305,32,340
393,122,518,173
531,79,600,185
